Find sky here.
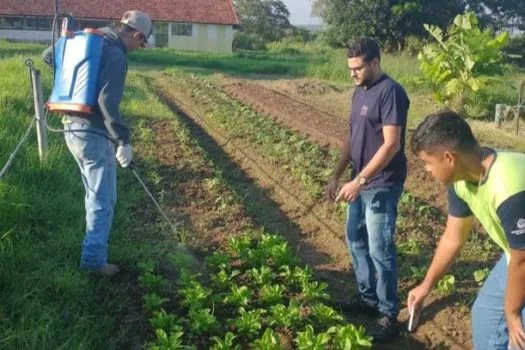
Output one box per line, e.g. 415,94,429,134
280,0,322,25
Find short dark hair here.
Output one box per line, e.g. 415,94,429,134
347,38,381,62
410,109,478,155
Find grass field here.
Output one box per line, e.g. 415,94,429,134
0,50,183,348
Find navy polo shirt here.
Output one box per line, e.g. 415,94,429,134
349,74,409,188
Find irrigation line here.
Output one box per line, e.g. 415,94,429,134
0,118,36,181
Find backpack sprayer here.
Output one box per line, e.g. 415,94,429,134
47,14,104,114
29,2,195,261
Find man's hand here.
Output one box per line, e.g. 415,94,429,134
508,312,525,349
325,178,339,202
335,179,363,202
116,144,132,168
407,283,431,315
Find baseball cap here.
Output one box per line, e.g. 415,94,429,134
120,10,152,41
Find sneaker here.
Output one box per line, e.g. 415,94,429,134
339,295,379,316
81,263,120,277
369,314,400,343
99,263,120,276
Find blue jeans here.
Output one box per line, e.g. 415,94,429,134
345,186,403,318
64,121,117,270
472,254,525,350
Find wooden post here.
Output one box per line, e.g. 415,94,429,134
517,81,524,136
30,68,48,161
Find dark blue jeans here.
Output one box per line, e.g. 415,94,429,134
472,254,525,349
345,186,403,318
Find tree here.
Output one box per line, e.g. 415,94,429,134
233,0,292,44
418,12,509,114
466,0,525,31
312,0,467,49
312,0,524,49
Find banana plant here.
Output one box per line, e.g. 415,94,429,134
418,11,508,113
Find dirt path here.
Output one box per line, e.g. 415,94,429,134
148,73,472,349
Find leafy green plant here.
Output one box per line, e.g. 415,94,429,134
149,309,180,333
210,332,240,350
269,242,299,267
397,237,421,256
332,324,373,349
409,266,426,281
148,328,185,350
301,281,330,302
229,308,265,337
212,269,241,291
228,235,252,256
168,251,197,272
473,268,490,286
143,293,170,313
252,329,282,350
259,234,287,251
268,299,302,329
310,304,344,325
224,285,252,307
278,265,293,283
179,280,212,310
293,266,314,286
295,325,331,350
138,259,158,274
259,284,286,305
139,272,168,291
242,248,269,267
205,252,232,272
437,274,456,295
418,12,509,113
187,308,219,335
249,266,274,285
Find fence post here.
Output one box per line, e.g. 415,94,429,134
517,81,524,136
30,67,48,161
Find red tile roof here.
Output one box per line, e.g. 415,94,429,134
0,0,239,25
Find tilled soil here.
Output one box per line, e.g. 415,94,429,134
149,73,473,349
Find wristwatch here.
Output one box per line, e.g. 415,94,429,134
357,174,367,186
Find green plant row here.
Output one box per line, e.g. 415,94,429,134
139,234,373,350
163,69,339,200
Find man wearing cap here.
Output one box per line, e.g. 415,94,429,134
42,10,152,276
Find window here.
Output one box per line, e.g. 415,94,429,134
155,22,168,35
0,17,23,29
37,17,53,31
24,17,38,30
0,16,54,30
172,23,192,36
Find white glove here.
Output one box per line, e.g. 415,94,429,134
116,144,133,168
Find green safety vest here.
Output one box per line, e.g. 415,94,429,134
453,151,525,261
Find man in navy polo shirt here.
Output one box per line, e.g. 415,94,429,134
326,38,410,342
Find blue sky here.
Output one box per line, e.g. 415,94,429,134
280,0,322,25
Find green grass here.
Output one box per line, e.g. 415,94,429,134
0,49,182,349
129,42,424,85
0,40,46,59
